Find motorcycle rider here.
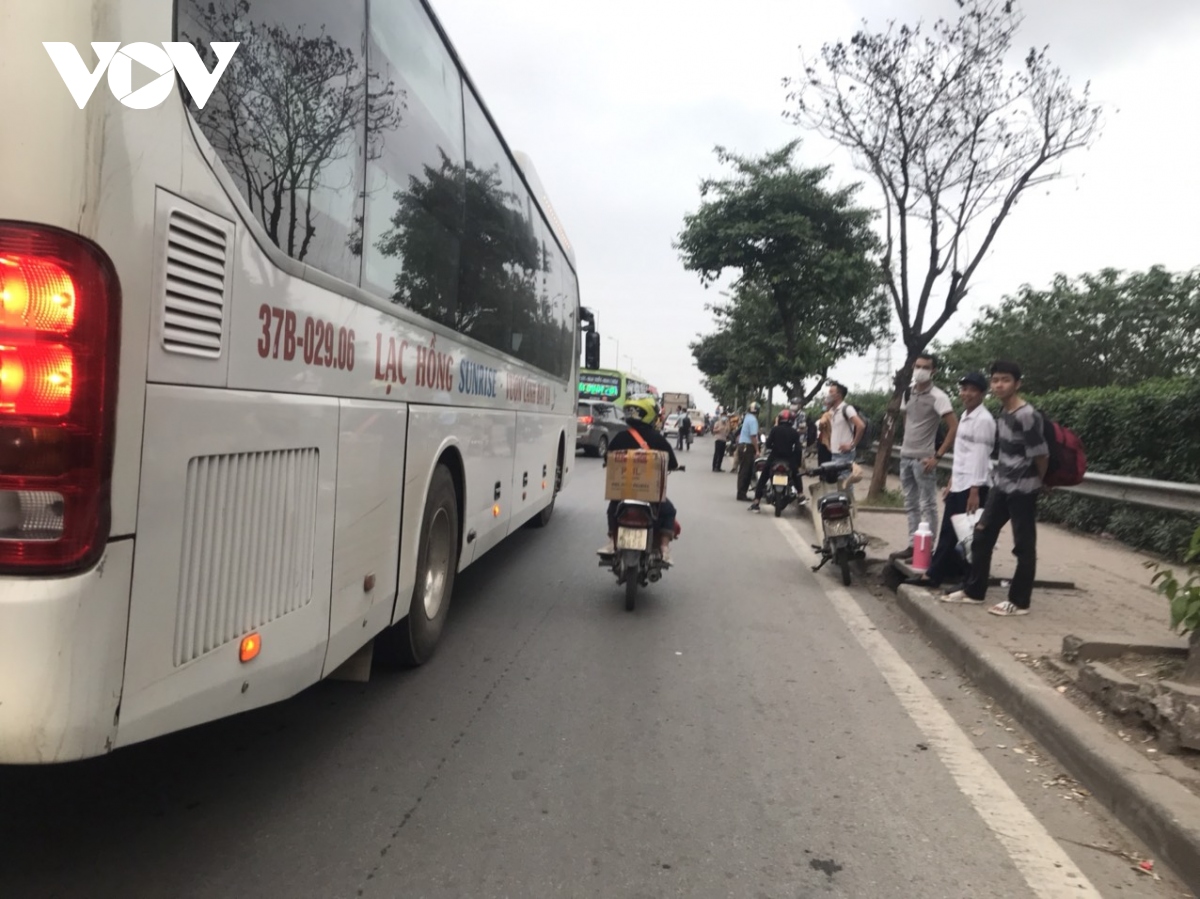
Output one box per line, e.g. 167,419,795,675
598,396,681,561
748,409,802,513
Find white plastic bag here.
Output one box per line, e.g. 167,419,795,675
951,510,983,565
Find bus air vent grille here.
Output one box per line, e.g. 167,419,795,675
173,448,319,666
162,210,228,358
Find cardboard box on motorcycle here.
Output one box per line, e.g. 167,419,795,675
605,450,669,502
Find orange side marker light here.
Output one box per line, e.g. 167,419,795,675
240,632,261,662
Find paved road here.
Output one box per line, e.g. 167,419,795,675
0,444,1186,897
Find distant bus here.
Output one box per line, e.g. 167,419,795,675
578,368,650,408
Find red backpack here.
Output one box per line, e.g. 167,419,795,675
1042,417,1087,487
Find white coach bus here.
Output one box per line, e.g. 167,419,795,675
0,0,582,763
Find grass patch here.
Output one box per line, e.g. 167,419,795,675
859,488,906,509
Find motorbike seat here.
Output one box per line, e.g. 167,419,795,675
817,492,850,510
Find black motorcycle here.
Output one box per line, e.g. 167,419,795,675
753,454,801,517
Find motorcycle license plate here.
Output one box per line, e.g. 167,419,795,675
825,519,853,537
617,528,649,551
772,474,789,487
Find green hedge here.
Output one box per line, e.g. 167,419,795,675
1030,377,1200,482
833,378,1200,560
1025,378,1200,560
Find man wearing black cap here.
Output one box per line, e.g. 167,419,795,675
906,371,995,589
943,361,1049,616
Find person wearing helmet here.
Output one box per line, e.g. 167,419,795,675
735,402,761,500
748,408,804,512
598,397,681,560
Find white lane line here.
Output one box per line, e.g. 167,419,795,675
773,519,1101,899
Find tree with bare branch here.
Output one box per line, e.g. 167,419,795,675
784,0,1102,499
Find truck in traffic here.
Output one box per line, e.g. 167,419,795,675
661,392,692,416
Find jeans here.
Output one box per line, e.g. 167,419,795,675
900,456,940,542
712,439,727,470
925,486,989,586
607,498,677,538
964,490,1038,608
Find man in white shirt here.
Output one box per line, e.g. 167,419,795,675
826,382,865,501
906,372,995,588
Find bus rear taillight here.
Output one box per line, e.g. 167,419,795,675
0,255,76,332
0,345,74,416
0,224,120,574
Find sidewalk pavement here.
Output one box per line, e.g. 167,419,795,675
846,502,1200,894
854,504,1190,661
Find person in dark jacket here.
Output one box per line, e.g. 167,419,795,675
748,409,802,512
599,397,681,561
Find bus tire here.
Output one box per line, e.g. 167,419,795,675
378,465,459,668
529,439,564,529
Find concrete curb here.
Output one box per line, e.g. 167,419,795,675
894,584,1200,894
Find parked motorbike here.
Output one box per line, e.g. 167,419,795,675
805,460,868,585
599,468,684,611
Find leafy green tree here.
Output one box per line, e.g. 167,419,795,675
691,286,783,409
677,142,888,407
936,267,1200,392
785,0,1102,498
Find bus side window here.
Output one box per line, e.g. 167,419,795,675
362,0,465,326
179,0,376,285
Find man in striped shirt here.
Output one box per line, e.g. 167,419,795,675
943,361,1049,616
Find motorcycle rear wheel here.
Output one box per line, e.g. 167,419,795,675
837,549,852,586
624,574,638,611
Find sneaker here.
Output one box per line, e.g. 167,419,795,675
747,502,761,513
940,590,984,604
988,601,1029,617
597,539,615,555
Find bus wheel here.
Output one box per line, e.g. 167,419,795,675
378,466,458,667
529,441,564,529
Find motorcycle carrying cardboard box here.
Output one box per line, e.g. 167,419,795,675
605,450,669,502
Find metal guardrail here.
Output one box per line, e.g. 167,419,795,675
881,446,1200,516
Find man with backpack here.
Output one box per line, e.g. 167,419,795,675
827,382,865,501
943,361,1049,616
678,411,693,452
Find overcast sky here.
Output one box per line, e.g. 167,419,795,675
432,0,1200,410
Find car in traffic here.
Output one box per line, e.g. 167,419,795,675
662,412,682,440
577,400,627,458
